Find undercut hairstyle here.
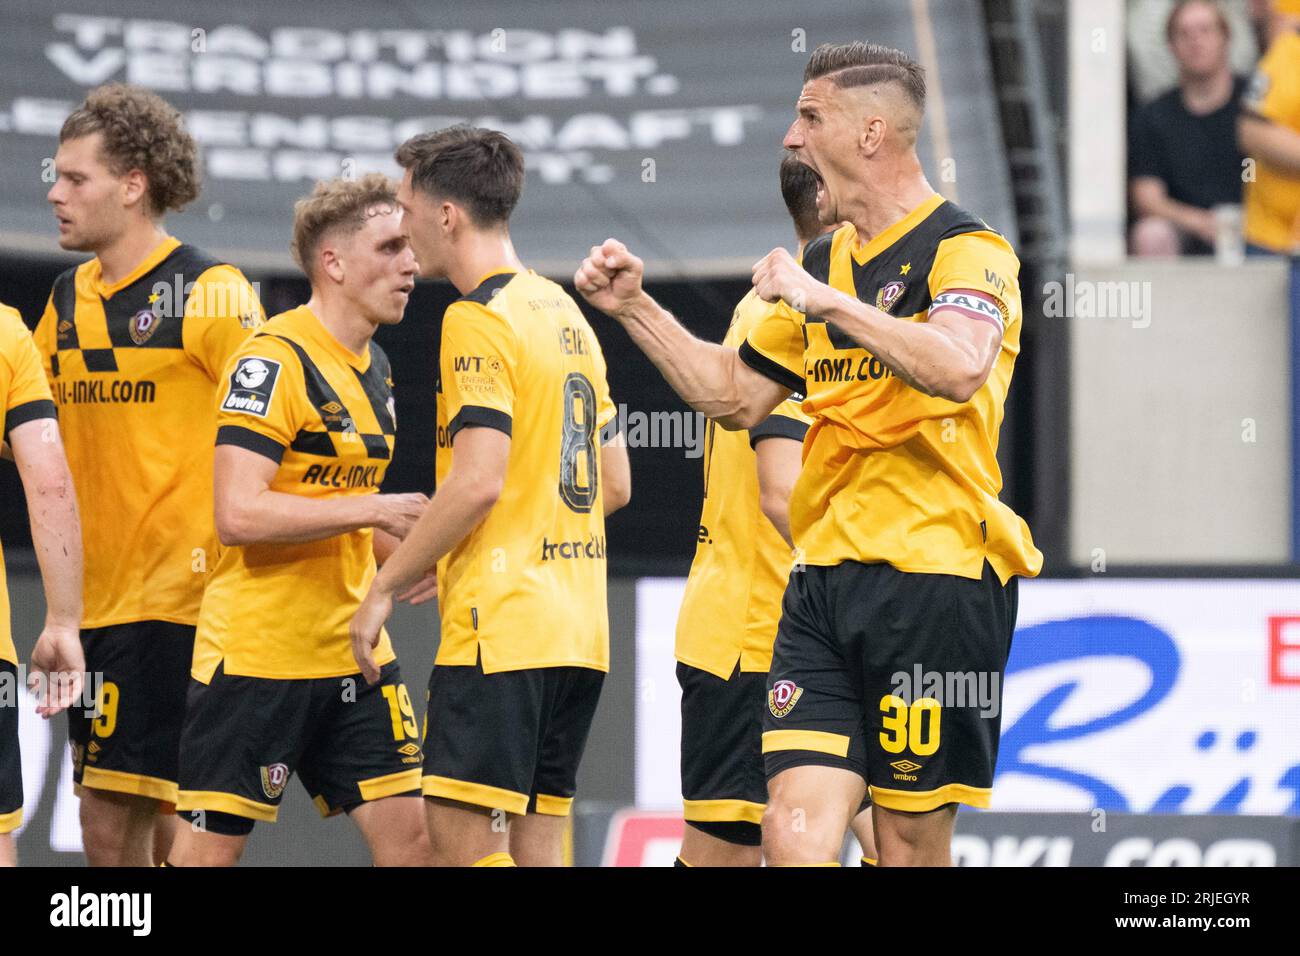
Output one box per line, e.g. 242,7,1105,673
779,152,822,242
803,41,926,112
59,83,200,217
394,125,524,228
291,172,399,279
1166,0,1230,41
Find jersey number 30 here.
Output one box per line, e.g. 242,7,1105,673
559,372,599,513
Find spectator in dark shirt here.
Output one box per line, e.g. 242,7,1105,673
1130,0,1248,255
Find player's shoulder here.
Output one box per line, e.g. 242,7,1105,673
926,203,1018,264
366,337,393,381
456,270,517,308
0,302,30,356
232,309,310,369
157,242,226,276
0,301,25,333
48,262,82,319
727,287,784,344
800,227,847,283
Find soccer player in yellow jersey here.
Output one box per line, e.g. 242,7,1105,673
578,42,1041,866
1240,0,1300,258
0,303,85,867
352,126,631,867
168,174,431,866
674,155,875,867
34,84,264,866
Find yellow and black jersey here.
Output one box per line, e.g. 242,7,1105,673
193,306,398,682
33,237,263,630
1,303,57,666
1242,30,1300,253
675,289,810,679
435,269,617,674
741,194,1042,583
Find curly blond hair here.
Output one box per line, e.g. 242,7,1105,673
60,83,200,217
290,173,399,279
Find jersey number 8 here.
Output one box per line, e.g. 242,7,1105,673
559,372,599,513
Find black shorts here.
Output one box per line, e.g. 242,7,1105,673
1,661,21,833
762,561,1018,813
176,660,423,825
67,621,195,803
422,660,604,817
678,662,766,838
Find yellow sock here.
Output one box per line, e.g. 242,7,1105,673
861,856,877,867
674,856,692,867
471,851,516,867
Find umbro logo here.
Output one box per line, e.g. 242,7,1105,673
890,759,922,774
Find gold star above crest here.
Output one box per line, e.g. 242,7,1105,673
147,292,159,303
899,262,912,276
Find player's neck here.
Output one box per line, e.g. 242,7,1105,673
845,166,936,245
96,219,170,286
446,230,524,296
304,292,374,358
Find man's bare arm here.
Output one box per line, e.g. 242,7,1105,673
1130,177,1217,244
752,248,1001,403
576,239,790,429
368,426,509,599
10,418,85,716
351,426,509,682
601,436,632,515
1239,114,1300,176
754,434,801,548
214,444,427,546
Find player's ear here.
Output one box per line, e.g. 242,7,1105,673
440,200,457,234
862,115,886,157
121,168,149,211
320,245,345,284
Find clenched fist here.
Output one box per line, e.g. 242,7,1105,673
751,247,830,315
574,238,646,318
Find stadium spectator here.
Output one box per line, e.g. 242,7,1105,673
1129,0,1249,255
1127,0,1259,104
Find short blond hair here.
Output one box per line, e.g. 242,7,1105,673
290,172,399,278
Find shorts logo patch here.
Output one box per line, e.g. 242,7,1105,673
768,679,803,718
222,357,282,418
260,762,289,799
397,743,420,757
890,759,922,774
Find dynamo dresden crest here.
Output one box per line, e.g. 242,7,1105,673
129,309,162,345
875,281,906,314
768,679,803,718
260,763,289,799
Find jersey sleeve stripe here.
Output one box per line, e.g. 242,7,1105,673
738,341,804,394
4,399,56,439
216,424,286,464
449,405,513,440
748,414,809,448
